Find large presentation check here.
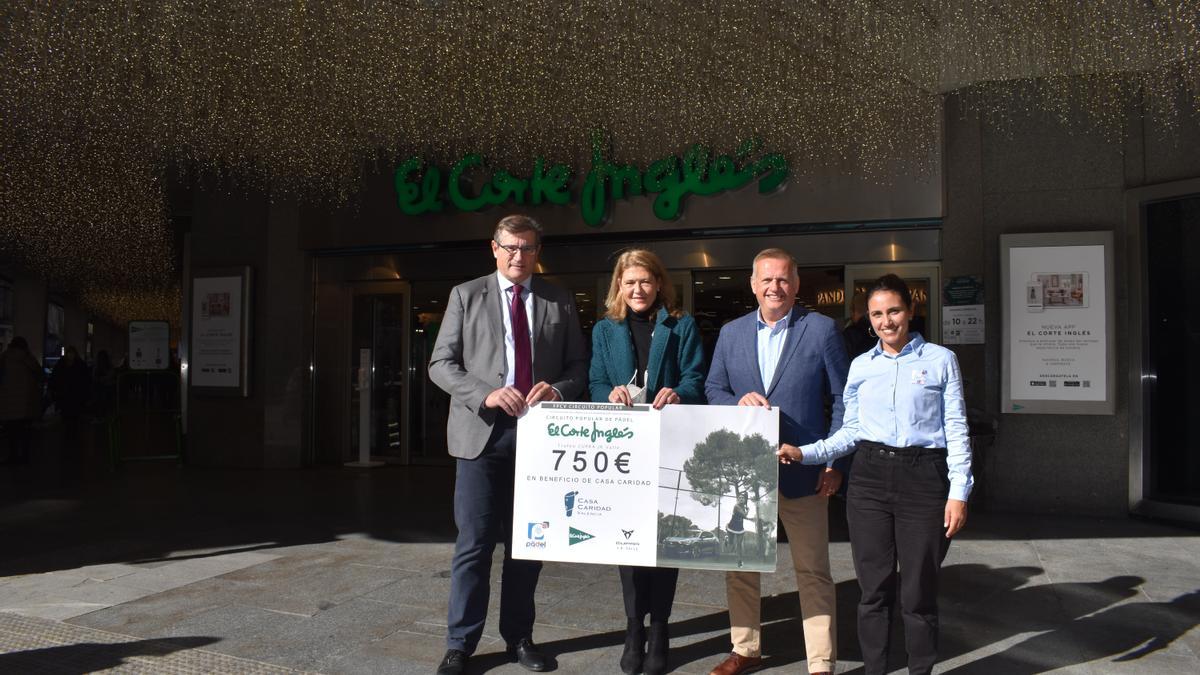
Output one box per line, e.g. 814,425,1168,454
512,403,779,573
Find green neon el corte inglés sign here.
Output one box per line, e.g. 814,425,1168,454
394,138,788,227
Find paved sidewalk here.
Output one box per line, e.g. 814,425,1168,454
1,459,1198,673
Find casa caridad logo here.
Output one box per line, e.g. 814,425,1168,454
526,522,549,549
562,490,612,518
568,527,595,545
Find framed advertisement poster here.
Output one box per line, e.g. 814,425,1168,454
512,402,779,572
1001,232,1115,414
190,267,252,397
128,320,170,370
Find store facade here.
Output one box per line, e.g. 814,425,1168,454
181,88,1200,520
303,139,944,469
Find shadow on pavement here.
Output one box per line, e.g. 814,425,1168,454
528,566,1199,675
0,636,220,674
0,458,458,577
944,587,1200,674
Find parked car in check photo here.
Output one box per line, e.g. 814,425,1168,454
660,529,721,558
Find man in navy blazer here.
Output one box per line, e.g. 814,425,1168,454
704,248,850,675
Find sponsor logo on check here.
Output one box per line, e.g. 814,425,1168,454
568,527,595,545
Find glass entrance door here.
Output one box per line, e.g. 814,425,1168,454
350,285,411,463
1143,195,1200,507
844,263,942,345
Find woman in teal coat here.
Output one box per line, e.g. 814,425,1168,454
590,248,705,675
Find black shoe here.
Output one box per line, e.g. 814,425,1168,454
507,638,553,672
620,618,646,674
436,648,468,675
644,621,669,675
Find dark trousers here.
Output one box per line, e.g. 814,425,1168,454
847,441,952,675
446,418,542,654
618,565,679,622
3,418,33,462
60,412,83,448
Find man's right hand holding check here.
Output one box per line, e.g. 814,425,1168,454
737,392,771,408
485,381,561,416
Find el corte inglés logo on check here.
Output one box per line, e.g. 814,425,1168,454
568,527,595,545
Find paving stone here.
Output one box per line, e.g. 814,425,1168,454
321,538,454,572
67,576,252,635
46,579,155,607
115,554,279,593
2,596,113,621
671,570,736,609
139,603,310,664
200,555,412,617
319,627,465,675
362,570,450,610
262,597,433,671
60,563,142,582
4,464,1200,674
0,570,94,596
0,612,296,673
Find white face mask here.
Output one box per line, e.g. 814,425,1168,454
625,371,646,404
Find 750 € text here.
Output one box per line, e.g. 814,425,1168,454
551,449,631,474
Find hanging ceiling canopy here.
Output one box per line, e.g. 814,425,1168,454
1,1,1196,325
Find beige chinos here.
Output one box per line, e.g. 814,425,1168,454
725,493,835,673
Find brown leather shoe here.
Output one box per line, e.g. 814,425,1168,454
708,651,763,675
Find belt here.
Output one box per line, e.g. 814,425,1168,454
857,439,946,462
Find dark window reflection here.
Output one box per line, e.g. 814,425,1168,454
1145,196,1200,505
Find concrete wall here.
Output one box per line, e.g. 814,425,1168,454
12,277,48,363
943,86,1200,515
185,188,310,468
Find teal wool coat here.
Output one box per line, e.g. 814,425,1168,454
588,306,706,404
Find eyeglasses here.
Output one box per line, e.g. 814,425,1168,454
495,241,540,256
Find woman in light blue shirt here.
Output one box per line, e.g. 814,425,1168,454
778,274,972,675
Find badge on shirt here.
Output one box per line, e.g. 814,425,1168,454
911,369,928,385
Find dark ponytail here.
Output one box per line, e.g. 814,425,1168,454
865,274,912,309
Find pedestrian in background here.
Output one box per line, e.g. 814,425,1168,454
91,350,116,417
589,248,706,675
50,345,91,448
781,273,972,675
842,292,874,359
0,336,44,464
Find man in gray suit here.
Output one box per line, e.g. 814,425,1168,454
430,214,588,675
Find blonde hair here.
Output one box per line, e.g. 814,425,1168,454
751,248,797,278
603,249,682,322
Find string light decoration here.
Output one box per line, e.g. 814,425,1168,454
2,1,1197,327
